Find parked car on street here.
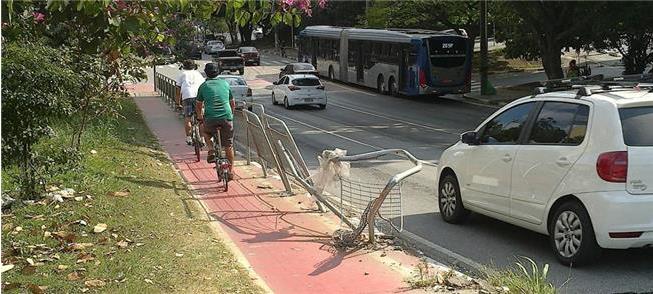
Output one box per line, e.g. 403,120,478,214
436,81,653,266
272,74,327,109
213,49,244,75
237,46,261,66
204,40,225,54
279,63,318,80
217,75,253,106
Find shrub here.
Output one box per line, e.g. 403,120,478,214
1,41,83,198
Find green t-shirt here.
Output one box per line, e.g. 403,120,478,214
197,78,233,121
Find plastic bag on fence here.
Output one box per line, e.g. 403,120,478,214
314,148,350,196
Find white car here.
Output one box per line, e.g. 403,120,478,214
205,40,225,54
271,74,327,109
436,84,653,265
218,75,252,107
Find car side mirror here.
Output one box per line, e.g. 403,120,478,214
280,68,284,72
273,81,278,85
461,131,479,145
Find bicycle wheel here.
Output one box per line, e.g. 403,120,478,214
223,171,229,192
194,142,201,162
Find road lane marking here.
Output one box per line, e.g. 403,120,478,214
327,102,462,136
324,81,376,96
269,111,439,167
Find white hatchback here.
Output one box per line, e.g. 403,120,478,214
217,75,253,107
437,85,653,265
271,74,327,109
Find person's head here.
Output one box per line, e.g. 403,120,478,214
569,59,577,67
182,59,197,70
204,62,220,78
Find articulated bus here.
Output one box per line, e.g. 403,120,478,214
297,26,473,96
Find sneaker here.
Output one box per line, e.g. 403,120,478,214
207,152,215,163
185,136,192,145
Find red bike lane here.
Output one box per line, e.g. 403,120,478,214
130,87,419,293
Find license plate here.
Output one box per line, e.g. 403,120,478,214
304,98,314,102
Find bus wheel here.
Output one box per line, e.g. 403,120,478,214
389,77,398,96
328,66,335,80
377,75,385,93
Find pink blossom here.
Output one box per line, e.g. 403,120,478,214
32,12,45,23
318,0,328,9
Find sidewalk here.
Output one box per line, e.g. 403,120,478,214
127,85,425,293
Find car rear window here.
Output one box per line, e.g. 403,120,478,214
218,50,239,57
619,106,653,146
291,78,321,86
294,64,315,71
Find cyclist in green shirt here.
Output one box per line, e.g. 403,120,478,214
196,63,235,173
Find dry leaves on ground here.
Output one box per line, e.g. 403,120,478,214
93,223,107,233
109,190,130,197
67,271,84,281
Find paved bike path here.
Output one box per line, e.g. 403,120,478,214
130,88,419,293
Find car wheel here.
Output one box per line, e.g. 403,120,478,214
438,173,470,224
388,77,398,96
319,104,326,110
328,66,335,80
272,93,278,105
238,69,244,75
284,97,291,109
549,201,601,266
377,75,385,93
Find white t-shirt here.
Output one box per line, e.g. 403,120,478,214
176,70,205,100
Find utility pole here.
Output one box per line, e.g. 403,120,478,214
480,0,489,95
272,3,279,48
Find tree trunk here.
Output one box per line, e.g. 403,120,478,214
540,39,564,79
239,24,253,46
622,34,650,75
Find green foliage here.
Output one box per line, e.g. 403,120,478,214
591,2,653,74
486,257,556,294
365,0,485,40
1,42,84,198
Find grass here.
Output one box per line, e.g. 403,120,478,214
406,259,456,289
1,98,262,293
486,257,556,294
473,49,543,74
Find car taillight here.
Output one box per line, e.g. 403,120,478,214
596,151,628,182
419,69,427,88
247,88,252,96
288,85,300,91
316,85,325,90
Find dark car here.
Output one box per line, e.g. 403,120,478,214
213,49,245,75
279,63,318,79
237,46,260,66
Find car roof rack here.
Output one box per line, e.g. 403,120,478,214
531,73,653,98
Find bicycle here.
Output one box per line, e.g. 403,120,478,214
210,129,231,192
190,114,203,162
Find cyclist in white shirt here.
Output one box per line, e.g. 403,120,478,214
176,60,206,145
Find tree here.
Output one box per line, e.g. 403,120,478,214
365,0,485,43
592,2,653,74
496,1,603,79
221,0,328,45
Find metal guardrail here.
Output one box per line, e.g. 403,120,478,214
153,71,424,245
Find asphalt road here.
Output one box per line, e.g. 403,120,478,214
154,53,653,294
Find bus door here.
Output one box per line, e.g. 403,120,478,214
356,43,364,83
399,46,409,91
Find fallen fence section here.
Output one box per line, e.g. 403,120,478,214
154,73,423,245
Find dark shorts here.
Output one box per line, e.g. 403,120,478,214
183,98,195,118
203,119,234,148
